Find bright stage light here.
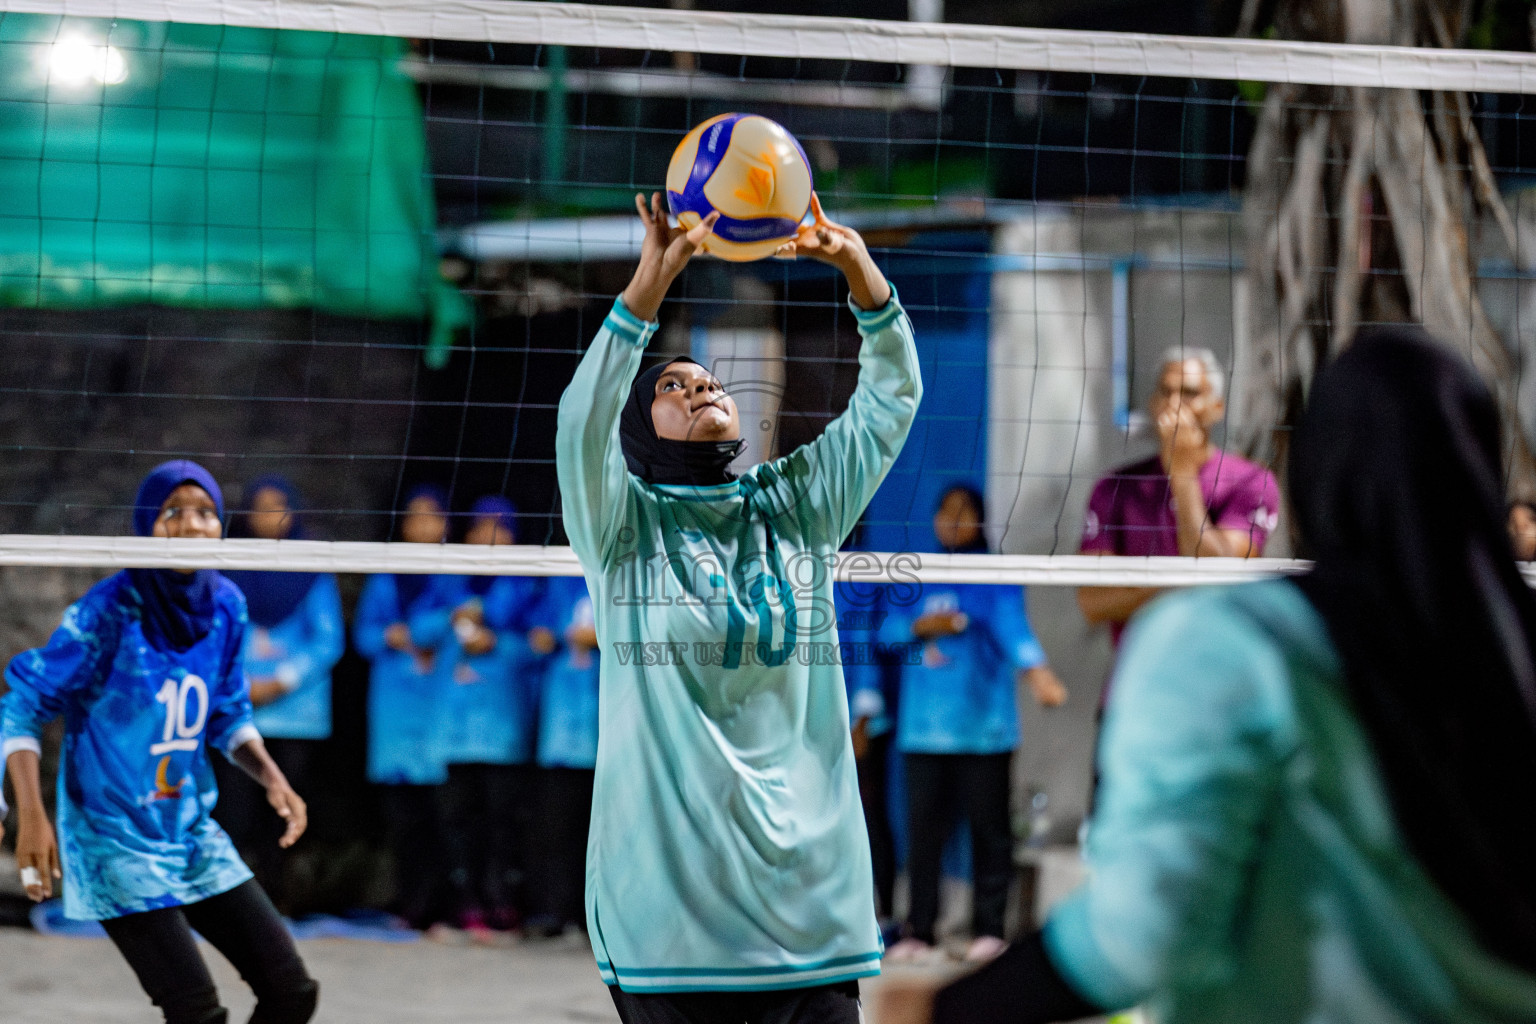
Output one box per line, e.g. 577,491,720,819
46,38,128,87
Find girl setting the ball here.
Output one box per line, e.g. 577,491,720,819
555,188,921,1024
2,461,318,1024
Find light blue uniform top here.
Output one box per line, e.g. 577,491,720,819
535,575,600,770
1046,580,1536,1023
429,575,544,766
1,572,257,920
555,291,921,992
352,574,454,786
880,583,1046,755
243,574,345,740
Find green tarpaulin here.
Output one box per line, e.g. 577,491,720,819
0,16,467,365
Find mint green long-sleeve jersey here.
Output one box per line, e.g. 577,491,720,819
555,290,921,993
1047,580,1536,1023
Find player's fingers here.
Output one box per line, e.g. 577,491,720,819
679,210,718,252
772,240,798,260
634,192,650,222
810,191,828,224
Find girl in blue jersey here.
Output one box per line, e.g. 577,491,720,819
556,193,921,1024
883,484,1066,965
433,495,546,937
2,460,318,1024
353,484,455,928
526,573,600,937
218,476,344,912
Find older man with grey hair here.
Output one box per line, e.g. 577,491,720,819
1077,346,1279,649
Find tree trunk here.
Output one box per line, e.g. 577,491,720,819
1237,0,1536,496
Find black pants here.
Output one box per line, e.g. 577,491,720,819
438,762,529,923
213,739,318,913
610,981,860,1024
378,783,446,928
101,879,318,1024
856,731,896,919
536,766,595,928
903,752,1013,944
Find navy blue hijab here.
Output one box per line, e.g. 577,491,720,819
394,484,447,613
935,483,990,554
223,476,321,630
129,460,224,653
465,495,518,597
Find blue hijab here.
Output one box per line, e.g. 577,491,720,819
223,475,321,630
465,495,518,597
394,484,448,613
128,460,225,653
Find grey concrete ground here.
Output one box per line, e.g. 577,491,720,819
0,925,1121,1024
0,927,619,1024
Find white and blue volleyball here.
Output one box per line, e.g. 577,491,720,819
666,113,813,262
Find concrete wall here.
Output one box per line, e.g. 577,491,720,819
988,204,1247,838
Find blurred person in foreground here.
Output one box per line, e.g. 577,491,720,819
218,476,344,913
882,484,1066,966
1077,348,1279,648
1509,500,1536,561
880,326,1536,1024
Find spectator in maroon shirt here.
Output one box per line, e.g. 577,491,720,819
1077,347,1279,645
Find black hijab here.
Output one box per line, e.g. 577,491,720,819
620,357,744,486
1290,325,1536,969
223,475,321,629
935,483,990,554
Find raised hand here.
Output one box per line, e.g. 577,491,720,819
622,192,719,321
774,194,890,311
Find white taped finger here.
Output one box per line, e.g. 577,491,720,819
20,865,41,890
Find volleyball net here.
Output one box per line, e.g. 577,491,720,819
2,0,1536,584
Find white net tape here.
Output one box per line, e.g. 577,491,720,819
2,0,1535,92
2,0,1532,584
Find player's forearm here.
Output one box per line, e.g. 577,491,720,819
1170,473,1233,557
1077,585,1160,625
4,748,46,817
838,252,891,312
230,737,287,791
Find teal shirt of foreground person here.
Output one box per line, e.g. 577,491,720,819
1044,579,1536,1023
556,290,920,993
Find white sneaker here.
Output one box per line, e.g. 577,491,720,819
884,937,937,963
963,935,1009,963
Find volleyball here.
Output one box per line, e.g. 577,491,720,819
666,113,813,262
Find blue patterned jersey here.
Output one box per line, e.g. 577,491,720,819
1,572,257,920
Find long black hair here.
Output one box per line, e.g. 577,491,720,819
1291,325,1536,969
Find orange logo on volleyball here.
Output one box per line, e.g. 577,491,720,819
734,163,775,207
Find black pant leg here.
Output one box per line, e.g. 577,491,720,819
902,752,952,945
379,783,444,928
181,880,318,1024
609,982,861,1024
102,905,227,1024
437,764,484,920
856,731,896,919
481,762,526,918
541,767,595,927
958,753,1015,940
